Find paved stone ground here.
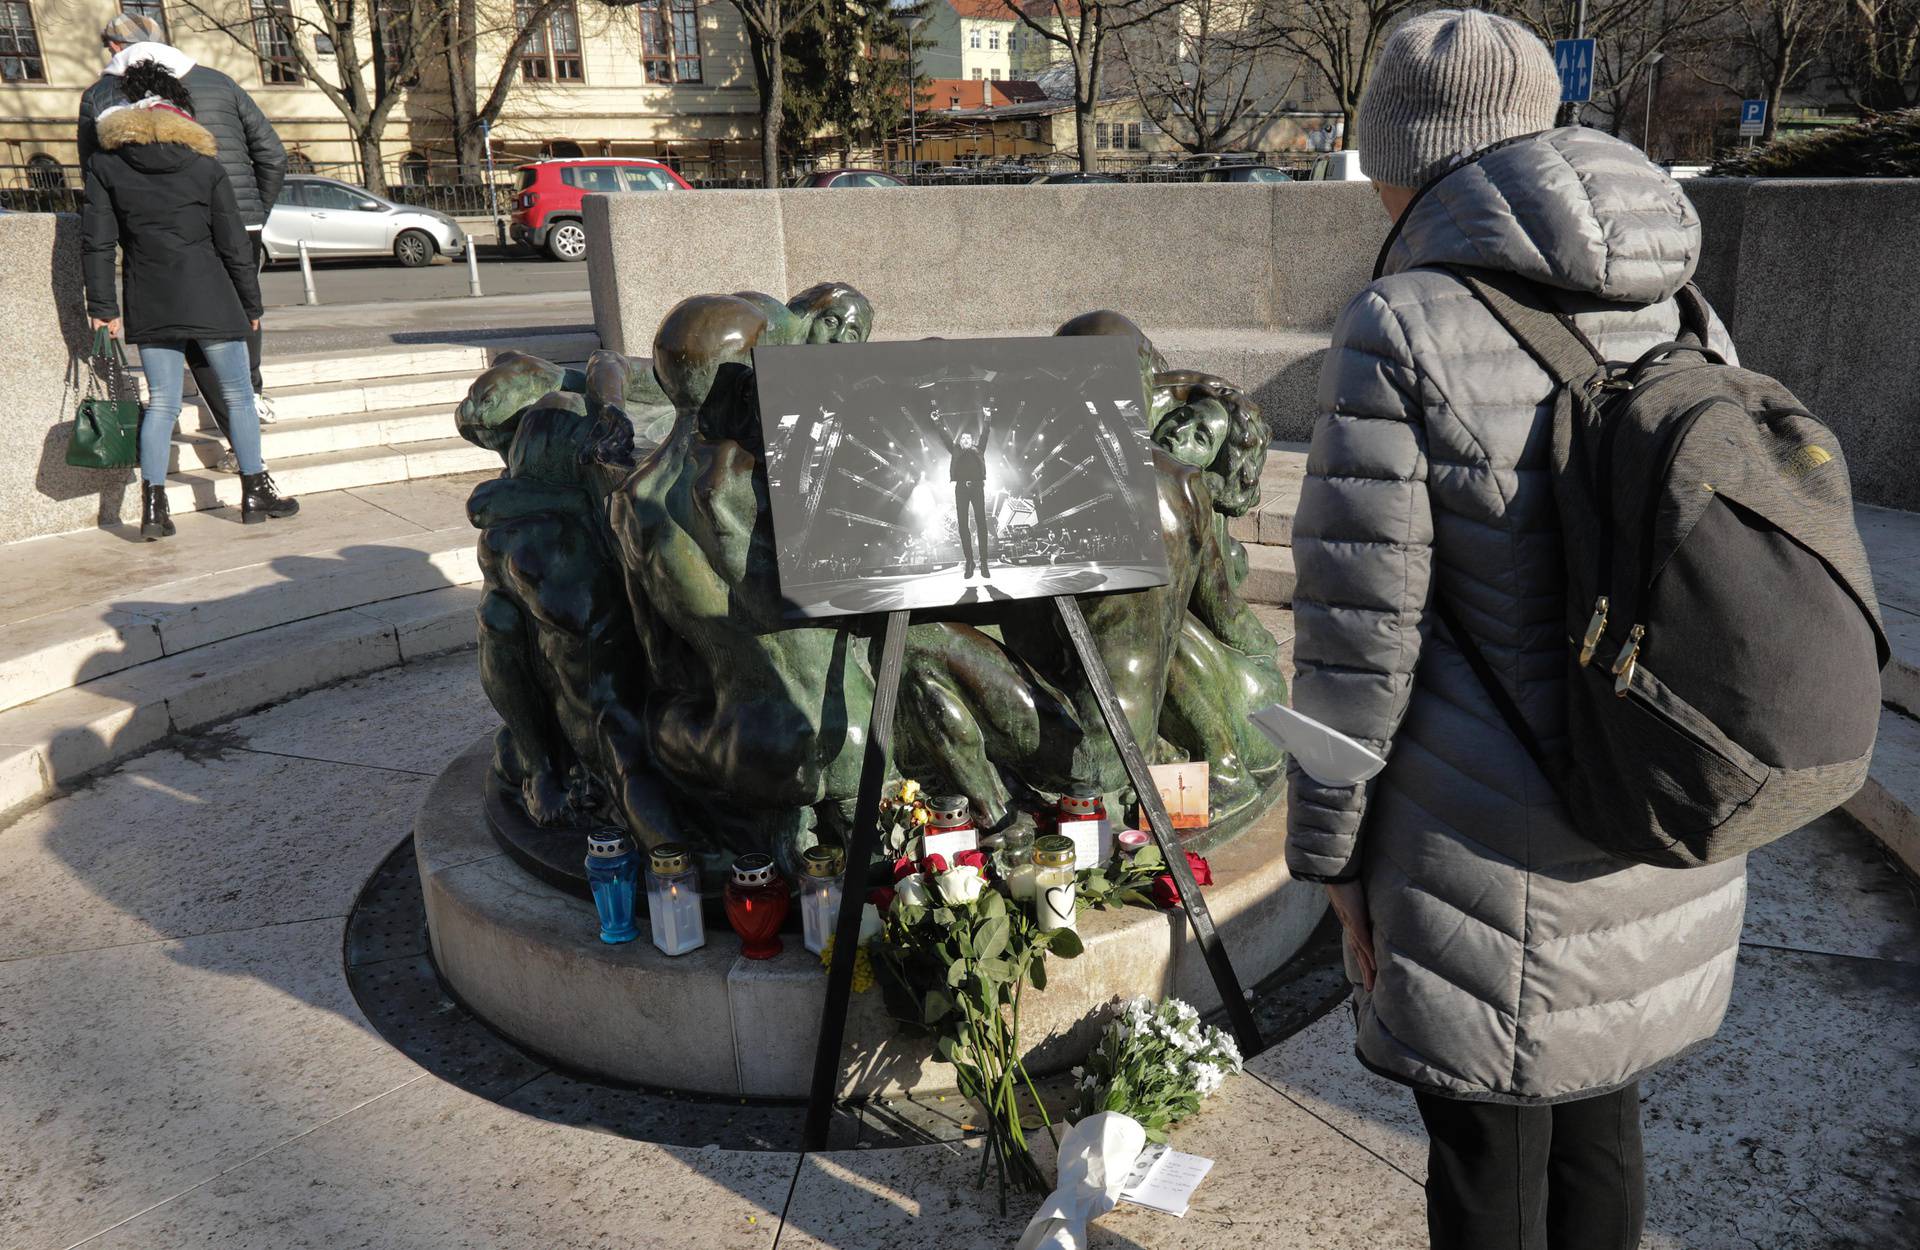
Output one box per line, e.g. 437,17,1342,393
0,649,1914,1249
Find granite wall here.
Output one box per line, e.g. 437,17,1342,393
0,213,135,544
587,177,1919,509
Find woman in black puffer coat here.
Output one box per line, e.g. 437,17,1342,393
81,59,298,540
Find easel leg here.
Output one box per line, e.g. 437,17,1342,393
1053,595,1264,1056
802,608,911,1150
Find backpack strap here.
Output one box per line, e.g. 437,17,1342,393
1433,596,1562,793
1443,266,1605,390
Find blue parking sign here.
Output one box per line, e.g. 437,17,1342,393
1739,99,1767,136
1554,38,1595,103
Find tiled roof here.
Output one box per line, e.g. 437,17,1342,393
918,77,1049,110
943,0,1018,19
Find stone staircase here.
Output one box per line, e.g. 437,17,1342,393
159,333,597,515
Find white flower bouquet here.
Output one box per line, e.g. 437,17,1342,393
1066,997,1243,1141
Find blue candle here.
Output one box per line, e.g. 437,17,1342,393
585,828,640,944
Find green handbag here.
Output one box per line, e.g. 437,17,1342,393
65,328,143,471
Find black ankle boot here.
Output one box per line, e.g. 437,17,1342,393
140,482,175,541
240,471,299,523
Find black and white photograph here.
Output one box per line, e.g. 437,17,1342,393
753,337,1170,619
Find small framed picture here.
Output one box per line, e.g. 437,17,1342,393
1147,761,1210,830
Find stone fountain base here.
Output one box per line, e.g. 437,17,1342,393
416,738,1325,1099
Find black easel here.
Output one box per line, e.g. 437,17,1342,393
801,597,1263,1150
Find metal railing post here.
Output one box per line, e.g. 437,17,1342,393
297,239,318,306
465,236,483,298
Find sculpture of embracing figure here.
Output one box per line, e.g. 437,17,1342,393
455,282,1286,877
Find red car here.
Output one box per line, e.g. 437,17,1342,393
511,158,691,261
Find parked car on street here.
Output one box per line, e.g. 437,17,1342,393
1307,150,1368,181
797,169,906,188
511,157,692,261
1028,173,1122,184
262,176,467,268
1195,164,1294,183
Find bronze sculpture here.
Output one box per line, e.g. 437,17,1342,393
456,283,1286,879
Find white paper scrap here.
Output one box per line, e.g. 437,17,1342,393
1119,1144,1214,1218
1249,702,1388,788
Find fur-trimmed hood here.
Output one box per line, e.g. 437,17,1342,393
96,106,218,159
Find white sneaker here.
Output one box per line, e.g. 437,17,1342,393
254,393,277,424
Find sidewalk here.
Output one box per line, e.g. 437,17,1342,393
260,289,593,356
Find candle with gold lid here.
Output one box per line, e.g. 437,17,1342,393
1033,834,1078,933
800,844,846,956
644,842,704,956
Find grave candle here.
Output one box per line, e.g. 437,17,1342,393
1033,834,1078,933
1054,784,1113,869
800,844,846,956
645,842,705,956
584,828,639,945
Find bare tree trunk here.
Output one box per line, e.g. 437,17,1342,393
358,130,388,195
1077,100,1098,170
760,54,784,187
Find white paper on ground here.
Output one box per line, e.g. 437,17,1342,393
1249,702,1388,787
1119,1145,1214,1217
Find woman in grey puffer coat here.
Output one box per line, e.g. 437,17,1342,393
1286,12,1744,1250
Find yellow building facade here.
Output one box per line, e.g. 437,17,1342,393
1,0,762,181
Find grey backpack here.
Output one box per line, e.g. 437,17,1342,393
1438,268,1888,869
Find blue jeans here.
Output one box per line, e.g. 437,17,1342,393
138,339,262,486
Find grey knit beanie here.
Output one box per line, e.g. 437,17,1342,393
1356,8,1560,188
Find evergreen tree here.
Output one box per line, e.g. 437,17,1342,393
784,0,920,165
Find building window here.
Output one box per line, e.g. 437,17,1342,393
1127,122,1141,150
1,0,45,81
989,67,1001,80
969,67,981,79
1095,122,1109,149
969,26,979,48
1095,123,1140,151
1,0,46,83
375,0,410,81
640,0,702,83
120,0,169,43
520,0,584,83
251,0,301,85
987,30,998,50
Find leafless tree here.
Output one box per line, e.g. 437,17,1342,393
1688,0,1844,142
1827,0,1920,111
172,0,441,192
1002,0,1188,170
720,0,827,185
1490,0,1732,137
441,0,578,172
1265,0,1430,148
1113,0,1306,154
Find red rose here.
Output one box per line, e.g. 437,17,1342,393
1185,851,1214,886
1151,874,1181,909
954,848,990,873
866,886,897,913
891,856,916,882
920,853,949,875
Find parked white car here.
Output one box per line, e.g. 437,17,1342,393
263,176,468,268
1308,150,1369,181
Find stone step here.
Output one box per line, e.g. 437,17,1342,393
0,526,477,717
162,438,499,517
163,330,600,395
1844,706,1920,880
0,583,480,820
170,405,452,471
1231,442,1306,548
187,369,478,429
1242,542,1295,608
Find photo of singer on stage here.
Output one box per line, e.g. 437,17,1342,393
753,337,1171,619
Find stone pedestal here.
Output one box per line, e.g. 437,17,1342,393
417,738,1324,1098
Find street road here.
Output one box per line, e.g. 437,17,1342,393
260,249,587,309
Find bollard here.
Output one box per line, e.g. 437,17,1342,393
465,235,483,298
297,239,318,306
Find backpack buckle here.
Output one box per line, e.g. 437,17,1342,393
1592,363,1636,394
1578,596,1610,667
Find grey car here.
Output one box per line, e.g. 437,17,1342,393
263,176,467,268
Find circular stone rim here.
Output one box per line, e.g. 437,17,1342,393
420,737,1324,1100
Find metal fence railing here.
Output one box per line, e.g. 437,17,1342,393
0,149,1325,220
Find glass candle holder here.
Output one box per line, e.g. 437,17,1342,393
1033,833,1078,932
1116,828,1152,856
584,828,639,945
723,853,789,959
645,842,705,956
920,793,979,864
1001,826,1037,902
1055,784,1112,868
800,844,846,956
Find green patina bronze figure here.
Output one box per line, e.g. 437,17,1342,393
456,283,1286,878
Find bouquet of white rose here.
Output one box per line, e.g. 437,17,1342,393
1066,997,1243,1141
